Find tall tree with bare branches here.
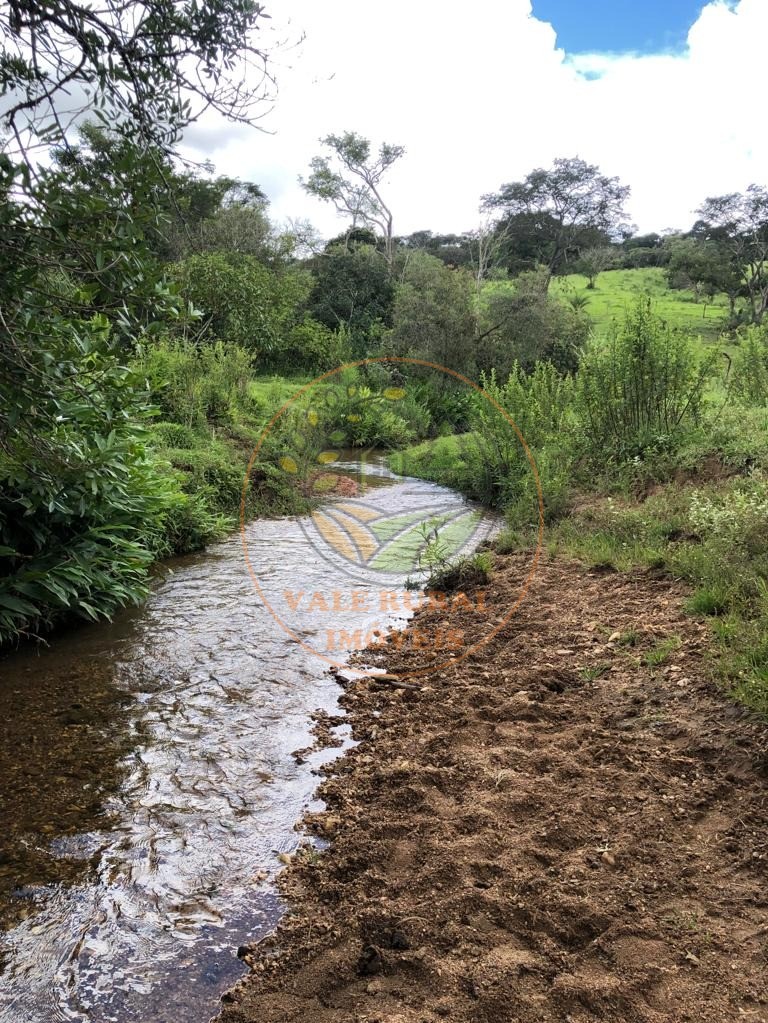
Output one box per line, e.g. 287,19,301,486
302,131,404,270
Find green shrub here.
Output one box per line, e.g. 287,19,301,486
731,326,768,406
137,337,253,428
151,488,231,557
427,550,494,592
577,299,715,464
478,270,589,375
0,317,181,643
467,362,575,513
160,442,243,513
271,318,352,374
170,252,311,355
150,422,200,449
686,586,731,617
314,371,423,450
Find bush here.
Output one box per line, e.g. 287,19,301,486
478,271,589,376
731,326,768,406
150,422,200,449
307,243,395,357
577,299,714,464
137,338,253,428
0,317,181,643
393,362,575,524
467,363,575,514
689,480,768,555
387,251,476,377
270,317,352,374
171,252,311,356
150,486,230,557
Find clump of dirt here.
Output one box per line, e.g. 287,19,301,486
304,472,360,498
291,709,347,765
216,553,768,1023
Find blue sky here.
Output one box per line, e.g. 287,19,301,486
531,0,708,54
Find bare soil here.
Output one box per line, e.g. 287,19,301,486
216,554,768,1023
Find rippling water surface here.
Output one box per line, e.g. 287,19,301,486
0,463,494,1022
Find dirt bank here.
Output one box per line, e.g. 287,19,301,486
216,553,768,1023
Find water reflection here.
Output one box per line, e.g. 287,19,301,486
0,462,495,1022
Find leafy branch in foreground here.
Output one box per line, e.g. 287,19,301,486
0,0,280,643
1,0,276,159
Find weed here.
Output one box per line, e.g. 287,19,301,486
427,550,494,592
643,636,683,669
579,664,611,681
617,630,640,647
686,587,730,617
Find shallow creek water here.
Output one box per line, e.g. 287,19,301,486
0,459,495,1023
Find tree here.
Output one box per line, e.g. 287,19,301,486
664,236,740,314
188,204,274,261
622,232,668,269
468,220,510,297
477,270,589,376
579,246,617,289
1,0,277,429
1,0,273,159
302,132,404,269
692,186,768,324
0,0,276,641
482,157,630,286
47,122,271,266
307,241,395,357
398,230,473,269
171,254,311,357
386,252,476,379
162,174,271,262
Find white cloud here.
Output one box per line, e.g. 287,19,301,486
180,0,768,237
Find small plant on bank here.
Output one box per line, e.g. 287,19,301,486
579,663,610,681
427,550,494,592
643,635,683,669
416,520,453,578
686,586,731,617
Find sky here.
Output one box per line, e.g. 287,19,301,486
180,0,766,239
531,0,708,55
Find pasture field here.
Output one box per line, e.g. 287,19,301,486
552,267,730,342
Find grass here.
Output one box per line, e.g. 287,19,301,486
551,268,730,344
643,636,683,669
540,477,768,716
390,434,477,495
391,401,768,719
579,664,611,682
247,374,313,415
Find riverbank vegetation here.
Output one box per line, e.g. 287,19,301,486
393,306,768,716
3,2,768,704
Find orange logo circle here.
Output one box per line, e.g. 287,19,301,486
240,359,543,680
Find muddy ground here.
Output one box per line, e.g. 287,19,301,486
215,553,768,1023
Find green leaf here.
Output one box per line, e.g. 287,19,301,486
0,593,37,615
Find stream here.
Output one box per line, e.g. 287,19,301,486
0,457,496,1023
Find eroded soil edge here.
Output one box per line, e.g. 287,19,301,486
216,553,768,1023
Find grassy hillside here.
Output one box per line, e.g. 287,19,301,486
551,268,730,343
